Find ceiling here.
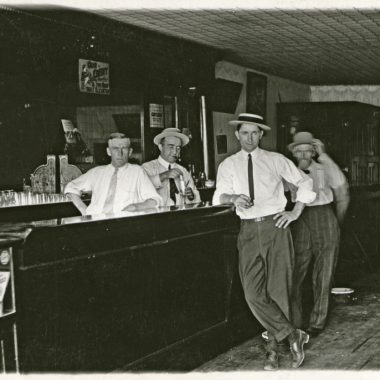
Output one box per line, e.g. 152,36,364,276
82,7,380,86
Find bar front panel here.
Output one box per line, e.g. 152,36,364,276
10,206,257,372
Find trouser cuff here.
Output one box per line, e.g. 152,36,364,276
274,326,295,343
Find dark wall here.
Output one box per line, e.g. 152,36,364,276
0,6,220,189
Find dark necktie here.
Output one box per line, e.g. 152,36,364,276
248,154,254,201
103,167,119,213
168,164,178,203
302,169,310,174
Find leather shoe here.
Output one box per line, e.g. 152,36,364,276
289,329,309,368
306,327,323,338
263,350,279,371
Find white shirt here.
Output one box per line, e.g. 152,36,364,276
64,163,162,215
142,156,200,206
212,148,316,219
287,153,348,207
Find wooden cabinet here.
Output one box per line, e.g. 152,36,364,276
277,101,380,187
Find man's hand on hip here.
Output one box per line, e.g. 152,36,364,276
273,210,299,228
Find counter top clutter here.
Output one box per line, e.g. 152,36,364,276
0,191,71,208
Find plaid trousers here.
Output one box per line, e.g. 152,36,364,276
291,204,340,330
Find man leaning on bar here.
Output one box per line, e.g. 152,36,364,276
212,113,316,371
64,132,161,216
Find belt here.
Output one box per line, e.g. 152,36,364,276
241,213,277,223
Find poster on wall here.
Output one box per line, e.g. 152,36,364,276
246,72,267,120
79,59,110,95
149,103,164,128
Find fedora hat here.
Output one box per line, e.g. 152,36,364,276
288,131,315,151
153,128,189,146
229,113,270,131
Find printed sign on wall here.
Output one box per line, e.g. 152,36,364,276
79,59,110,95
149,103,164,128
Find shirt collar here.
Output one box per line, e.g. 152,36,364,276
158,155,176,169
239,147,261,159
108,163,128,172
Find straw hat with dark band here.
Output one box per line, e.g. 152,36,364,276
229,113,271,131
153,128,189,146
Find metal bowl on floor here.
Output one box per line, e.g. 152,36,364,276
331,287,355,304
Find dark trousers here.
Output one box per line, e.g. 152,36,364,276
291,204,340,330
237,218,295,342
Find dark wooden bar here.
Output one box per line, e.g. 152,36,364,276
0,205,260,372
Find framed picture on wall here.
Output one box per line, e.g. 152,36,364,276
79,58,110,95
246,72,267,120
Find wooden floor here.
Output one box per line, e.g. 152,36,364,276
195,273,380,371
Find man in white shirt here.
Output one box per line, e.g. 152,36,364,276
213,113,316,370
287,132,350,338
142,128,200,206
64,133,161,216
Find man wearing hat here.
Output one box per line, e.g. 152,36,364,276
142,128,200,206
287,132,349,337
65,132,161,216
213,113,316,370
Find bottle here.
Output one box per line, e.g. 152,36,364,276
198,172,206,188
23,177,32,194
179,174,186,194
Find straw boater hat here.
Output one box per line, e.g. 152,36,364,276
228,113,271,131
153,128,190,146
288,131,315,152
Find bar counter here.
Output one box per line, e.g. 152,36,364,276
0,204,260,372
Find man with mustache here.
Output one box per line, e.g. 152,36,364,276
143,128,200,206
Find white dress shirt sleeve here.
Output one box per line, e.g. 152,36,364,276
64,169,95,196
279,157,316,204
318,153,347,189
142,161,163,189
136,167,163,206
212,160,234,205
